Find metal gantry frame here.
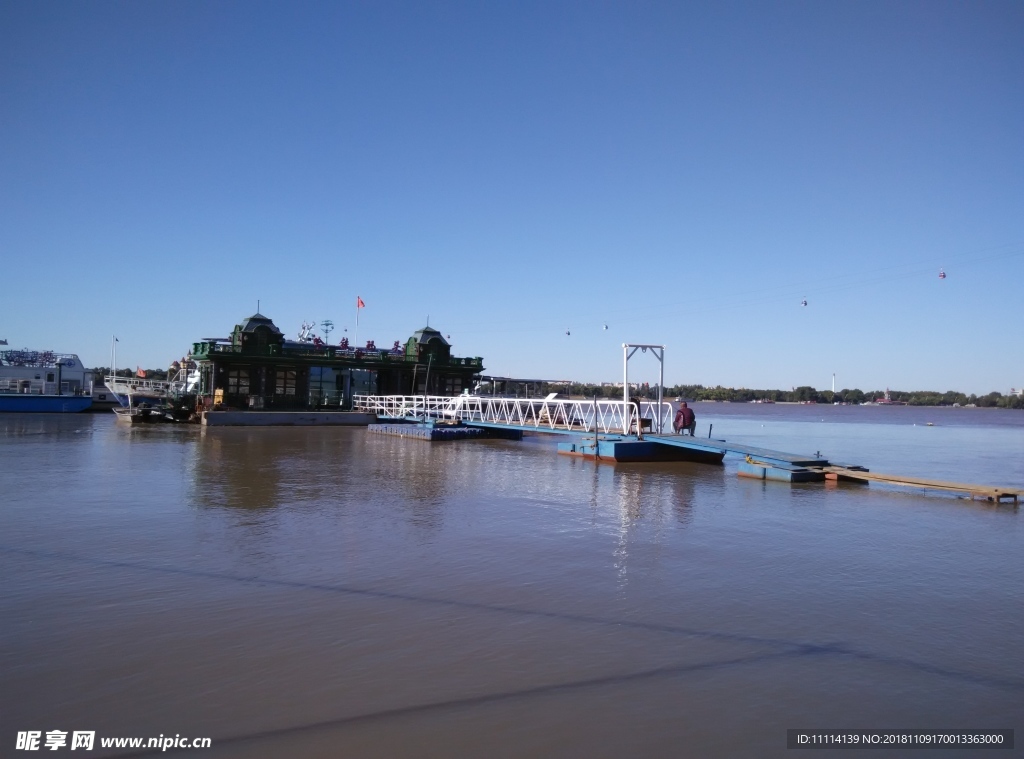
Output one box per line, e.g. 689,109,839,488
622,343,665,435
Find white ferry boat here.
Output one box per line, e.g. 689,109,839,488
0,348,94,413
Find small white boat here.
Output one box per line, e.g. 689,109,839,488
112,399,171,424
105,376,176,407
104,362,198,408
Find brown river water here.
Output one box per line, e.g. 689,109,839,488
2,405,1022,757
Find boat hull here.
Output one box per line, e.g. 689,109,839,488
113,405,175,424
0,395,93,413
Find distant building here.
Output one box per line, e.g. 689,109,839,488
190,313,483,410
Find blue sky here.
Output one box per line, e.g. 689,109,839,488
2,1,1021,394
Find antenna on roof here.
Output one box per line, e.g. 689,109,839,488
257,299,260,313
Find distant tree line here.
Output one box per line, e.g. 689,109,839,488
545,382,1023,409
90,370,1021,408
90,367,170,381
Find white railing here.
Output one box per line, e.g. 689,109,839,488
104,374,190,398
355,395,673,435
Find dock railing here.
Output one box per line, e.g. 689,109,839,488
355,395,673,435
104,375,190,398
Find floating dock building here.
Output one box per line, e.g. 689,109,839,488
190,313,483,413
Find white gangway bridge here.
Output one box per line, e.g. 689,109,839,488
358,341,675,437
355,394,674,437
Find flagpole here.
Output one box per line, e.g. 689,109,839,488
355,300,359,349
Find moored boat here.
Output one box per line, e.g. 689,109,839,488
105,366,195,408
90,383,120,411
0,348,94,413
0,394,92,413
113,402,171,424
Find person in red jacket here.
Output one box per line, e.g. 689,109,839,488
674,402,696,436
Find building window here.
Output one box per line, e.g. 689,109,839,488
350,369,377,396
445,377,462,394
275,370,296,396
227,369,249,395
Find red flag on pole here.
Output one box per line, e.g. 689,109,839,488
136,367,146,378
357,296,365,309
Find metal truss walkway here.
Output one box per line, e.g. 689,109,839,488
356,394,672,435
355,394,831,467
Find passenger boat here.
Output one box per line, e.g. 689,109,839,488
0,394,92,413
90,383,120,411
0,348,94,413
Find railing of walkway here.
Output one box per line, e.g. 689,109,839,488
355,395,674,435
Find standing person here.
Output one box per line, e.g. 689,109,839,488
630,395,644,433
674,401,696,436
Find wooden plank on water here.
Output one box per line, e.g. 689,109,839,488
646,435,826,466
822,466,1021,503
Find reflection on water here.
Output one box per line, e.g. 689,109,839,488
192,430,285,511
692,402,1024,487
1,412,1022,757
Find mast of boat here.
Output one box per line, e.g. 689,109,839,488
111,335,123,398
